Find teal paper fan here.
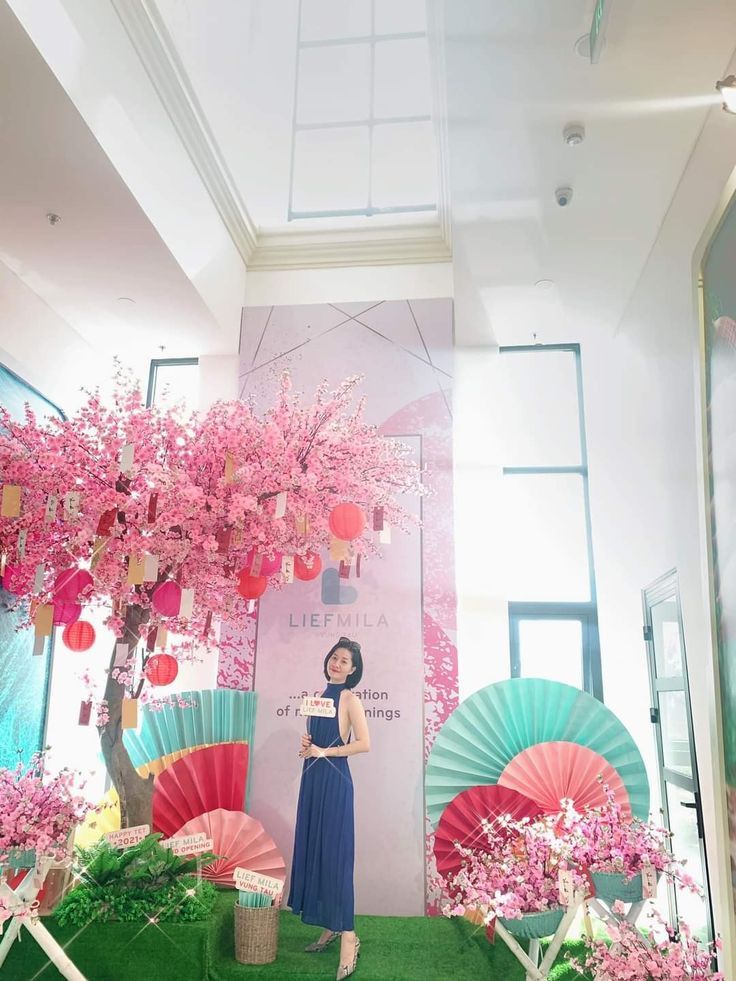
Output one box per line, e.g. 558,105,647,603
123,689,258,806
426,679,649,826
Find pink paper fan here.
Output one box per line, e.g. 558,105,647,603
497,741,631,816
173,808,285,887
434,784,542,877
152,743,249,838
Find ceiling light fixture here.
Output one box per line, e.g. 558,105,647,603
46,213,62,226
563,124,585,146
716,76,736,114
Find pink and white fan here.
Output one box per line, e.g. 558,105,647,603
497,741,631,816
173,808,285,887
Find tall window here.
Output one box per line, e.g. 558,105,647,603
289,0,437,220
500,345,602,700
146,359,199,413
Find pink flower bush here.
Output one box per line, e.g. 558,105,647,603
0,757,93,861
575,913,722,980
439,813,588,921
561,787,700,891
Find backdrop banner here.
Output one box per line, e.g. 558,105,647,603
220,299,457,915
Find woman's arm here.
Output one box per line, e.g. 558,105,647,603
322,693,370,758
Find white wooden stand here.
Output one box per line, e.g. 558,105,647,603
493,898,583,981
0,856,87,980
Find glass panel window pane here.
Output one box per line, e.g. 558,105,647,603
297,44,371,124
374,0,427,35
664,783,708,940
504,473,590,601
292,127,370,213
371,121,436,209
660,689,692,777
151,363,199,414
652,600,684,679
300,0,371,42
499,351,581,467
373,38,431,119
518,619,583,689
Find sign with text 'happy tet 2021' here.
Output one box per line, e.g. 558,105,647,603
104,825,150,850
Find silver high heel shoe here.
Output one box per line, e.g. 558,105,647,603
304,931,341,953
336,937,360,979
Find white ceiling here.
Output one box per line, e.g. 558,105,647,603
0,0,221,361
442,0,736,345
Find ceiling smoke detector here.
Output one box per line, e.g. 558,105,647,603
563,123,585,146
46,212,62,226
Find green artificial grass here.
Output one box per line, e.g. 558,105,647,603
1,891,591,981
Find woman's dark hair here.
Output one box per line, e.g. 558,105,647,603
323,637,363,689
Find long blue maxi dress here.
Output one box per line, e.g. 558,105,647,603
288,681,355,932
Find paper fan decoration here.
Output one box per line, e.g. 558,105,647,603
173,808,285,887
74,788,120,849
434,785,541,877
425,679,649,826
153,743,249,837
497,741,632,817
123,689,257,805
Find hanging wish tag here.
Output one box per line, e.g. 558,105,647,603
299,696,336,718
33,563,45,593
1,485,21,518
34,603,53,638
224,451,235,484
143,554,159,582
156,625,168,648
281,555,294,583
33,635,45,656
179,588,195,620
120,443,135,476
329,536,350,561
127,555,145,586
17,529,27,559
641,861,658,899
339,560,350,580
64,491,80,521
379,524,391,545
372,507,384,531
250,553,263,576
78,701,92,726
114,643,129,667
558,868,575,907
91,537,106,571
147,493,158,523
274,490,288,519
295,515,309,536
44,493,58,524
121,698,139,730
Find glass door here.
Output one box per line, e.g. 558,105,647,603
642,570,713,941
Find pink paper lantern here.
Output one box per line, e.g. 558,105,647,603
152,581,182,617
329,503,366,542
54,568,93,603
53,601,82,626
294,552,322,582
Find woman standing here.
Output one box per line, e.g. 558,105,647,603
288,637,370,980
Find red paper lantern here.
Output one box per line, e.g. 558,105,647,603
54,568,93,603
294,552,322,582
328,503,366,542
237,571,268,600
62,620,96,652
145,653,179,687
244,548,282,577
152,581,182,617
53,601,82,626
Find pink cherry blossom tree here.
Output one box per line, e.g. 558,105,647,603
0,370,422,826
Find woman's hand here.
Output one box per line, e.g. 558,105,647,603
298,741,325,760
300,733,312,753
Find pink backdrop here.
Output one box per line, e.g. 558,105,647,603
219,299,458,915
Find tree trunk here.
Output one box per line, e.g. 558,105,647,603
99,604,154,828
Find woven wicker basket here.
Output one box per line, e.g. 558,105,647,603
498,907,565,939
234,902,280,965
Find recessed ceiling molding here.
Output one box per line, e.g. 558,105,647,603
111,0,258,262
111,0,453,271
427,0,453,252
250,222,452,271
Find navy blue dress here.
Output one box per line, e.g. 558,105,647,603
288,682,355,932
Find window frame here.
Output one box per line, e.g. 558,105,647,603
146,358,199,410
288,0,436,220
501,343,603,701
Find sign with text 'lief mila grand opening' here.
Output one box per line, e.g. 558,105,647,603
220,299,457,915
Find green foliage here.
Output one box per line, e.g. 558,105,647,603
55,833,219,927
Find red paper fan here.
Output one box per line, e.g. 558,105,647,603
497,741,631,817
152,743,249,838
434,784,542,877
173,808,285,887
